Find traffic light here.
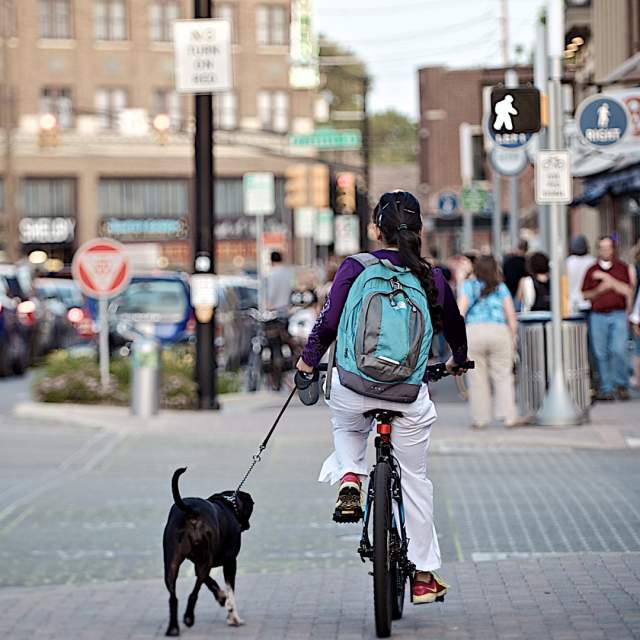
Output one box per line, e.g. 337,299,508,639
489,86,542,135
335,172,356,214
285,164,308,209
310,163,329,208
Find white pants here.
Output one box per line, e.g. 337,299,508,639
319,370,441,572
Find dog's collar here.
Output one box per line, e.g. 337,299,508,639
222,494,242,520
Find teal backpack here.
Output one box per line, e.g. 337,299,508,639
336,253,433,403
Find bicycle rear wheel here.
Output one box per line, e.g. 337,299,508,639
391,556,405,620
373,461,393,638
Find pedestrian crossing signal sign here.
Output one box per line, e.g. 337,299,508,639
490,86,542,135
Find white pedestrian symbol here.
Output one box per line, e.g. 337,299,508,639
493,94,518,131
597,103,610,128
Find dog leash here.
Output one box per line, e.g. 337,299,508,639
234,385,298,496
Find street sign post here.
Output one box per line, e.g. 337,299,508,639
72,238,131,392
535,150,572,204
289,129,362,150
174,19,232,94
576,94,629,148
334,215,360,256
243,172,275,311
314,208,334,246
490,86,542,134
489,147,529,176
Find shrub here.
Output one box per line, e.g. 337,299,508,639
32,346,241,409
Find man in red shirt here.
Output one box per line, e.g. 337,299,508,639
582,236,634,401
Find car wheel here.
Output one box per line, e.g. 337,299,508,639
11,337,28,376
0,343,10,377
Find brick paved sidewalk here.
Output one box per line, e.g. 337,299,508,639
2,553,639,640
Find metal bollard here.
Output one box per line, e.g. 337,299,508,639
131,335,160,417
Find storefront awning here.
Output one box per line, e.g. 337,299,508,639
573,161,640,205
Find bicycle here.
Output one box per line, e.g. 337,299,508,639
329,360,474,638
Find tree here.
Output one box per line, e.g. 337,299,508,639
369,110,417,165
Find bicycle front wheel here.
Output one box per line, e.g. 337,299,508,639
373,461,393,638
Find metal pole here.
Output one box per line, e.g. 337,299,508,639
2,0,17,262
536,0,581,426
492,170,502,261
509,176,519,249
99,297,109,392
256,213,265,312
194,0,218,410
534,17,550,254
361,76,370,252
505,69,519,251
459,122,473,251
500,0,510,66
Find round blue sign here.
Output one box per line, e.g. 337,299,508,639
577,95,629,147
486,115,533,149
437,192,458,216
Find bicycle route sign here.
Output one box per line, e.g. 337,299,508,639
72,238,131,299
535,150,572,205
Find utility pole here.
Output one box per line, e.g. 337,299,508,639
360,75,370,252
1,0,17,262
536,0,581,427
459,122,473,252
500,0,510,67
193,0,218,410
534,16,550,253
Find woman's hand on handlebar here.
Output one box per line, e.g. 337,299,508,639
445,356,468,376
296,357,314,374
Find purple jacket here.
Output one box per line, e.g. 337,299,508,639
301,250,468,374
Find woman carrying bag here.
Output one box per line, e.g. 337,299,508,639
458,255,525,429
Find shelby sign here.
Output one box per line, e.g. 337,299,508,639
19,217,75,244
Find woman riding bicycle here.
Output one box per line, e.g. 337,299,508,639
296,191,469,605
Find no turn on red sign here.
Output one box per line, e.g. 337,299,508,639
72,238,131,298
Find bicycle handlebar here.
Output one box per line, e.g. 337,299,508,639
313,360,474,380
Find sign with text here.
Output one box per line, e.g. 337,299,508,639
535,151,572,204
174,20,232,94
243,172,276,216
576,94,629,148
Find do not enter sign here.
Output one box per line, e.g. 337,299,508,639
72,238,131,298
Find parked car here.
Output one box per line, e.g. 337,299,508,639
102,272,194,352
0,264,54,361
0,279,29,376
34,277,93,348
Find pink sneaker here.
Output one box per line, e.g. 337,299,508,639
411,572,448,604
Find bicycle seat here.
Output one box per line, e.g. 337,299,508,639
363,409,404,420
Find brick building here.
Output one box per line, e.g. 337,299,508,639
417,65,536,256
0,0,317,271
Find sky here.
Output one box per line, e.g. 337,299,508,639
314,0,548,119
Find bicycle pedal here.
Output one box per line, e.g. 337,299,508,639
332,507,363,523
436,595,445,603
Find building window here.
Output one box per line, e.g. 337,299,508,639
153,89,182,130
40,87,74,128
95,0,128,41
99,179,188,217
216,3,237,43
256,5,288,46
39,0,72,39
149,0,179,42
95,88,128,129
257,90,289,132
1,1,17,38
21,178,76,218
214,92,237,130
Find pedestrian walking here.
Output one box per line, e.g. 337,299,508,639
582,236,634,401
503,239,529,307
265,251,293,316
630,244,640,389
516,252,551,313
458,255,524,429
566,235,595,315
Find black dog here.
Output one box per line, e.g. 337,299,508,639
162,467,254,636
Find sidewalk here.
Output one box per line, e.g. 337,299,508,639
13,391,640,451
2,553,639,640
